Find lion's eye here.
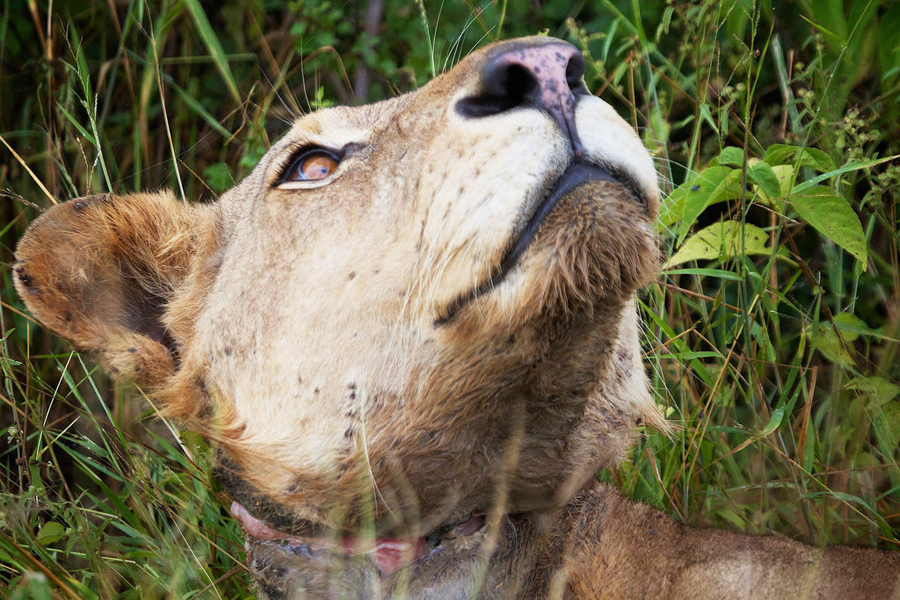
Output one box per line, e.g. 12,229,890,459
285,150,340,182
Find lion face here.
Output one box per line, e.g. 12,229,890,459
16,37,662,597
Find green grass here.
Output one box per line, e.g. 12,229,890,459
2,0,899,597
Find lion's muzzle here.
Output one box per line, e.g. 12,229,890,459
456,38,589,157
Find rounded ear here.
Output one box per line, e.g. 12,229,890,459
14,191,215,389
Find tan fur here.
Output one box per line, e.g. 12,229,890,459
14,37,899,598
550,486,900,599
14,192,218,386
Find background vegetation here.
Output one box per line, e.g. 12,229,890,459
1,0,899,597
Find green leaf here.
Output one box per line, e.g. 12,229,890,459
203,162,234,195
873,400,900,455
749,161,783,200
791,155,899,195
879,5,900,85
181,0,241,104
848,376,900,408
763,144,835,172
665,351,722,360
716,508,749,531
659,166,741,236
662,268,745,281
56,104,96,145
800,12,848,50
665,221,772,267
11,574,53,600
62,579,99,600
810,323,855,367
802,492,882,519
698,104,718,135
808,0,849,40
789,186,867,268
166,78,231,138
770,165,795,198
758,406,786,437
711,146,745,167
36,521,66,545
831,313,865,343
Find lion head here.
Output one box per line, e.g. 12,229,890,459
15,36,664,597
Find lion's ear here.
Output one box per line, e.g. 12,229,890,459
14,191,212,388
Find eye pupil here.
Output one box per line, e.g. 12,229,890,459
293,152,338,181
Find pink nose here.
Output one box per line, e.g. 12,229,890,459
458,39,588,157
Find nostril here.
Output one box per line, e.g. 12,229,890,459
565,52,586,92
456,41,589,121
457,62,539,118
503,64,540,108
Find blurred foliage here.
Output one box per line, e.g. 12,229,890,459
1,0,899,596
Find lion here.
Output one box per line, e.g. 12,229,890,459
14,36,900,599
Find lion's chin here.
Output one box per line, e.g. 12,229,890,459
524,178,660,313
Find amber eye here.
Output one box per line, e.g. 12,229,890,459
284,150,340,182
